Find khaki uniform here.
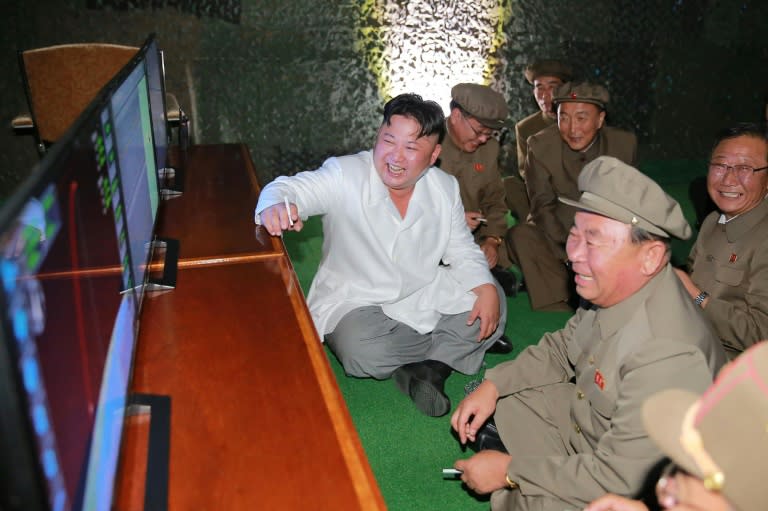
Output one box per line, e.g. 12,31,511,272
486,265,726,510
504,111,556,220
439,128,511,268
688,199,768,359
515,111,555,182
507,124,637,310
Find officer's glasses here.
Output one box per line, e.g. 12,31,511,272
708,161,768,179
461,113,498,140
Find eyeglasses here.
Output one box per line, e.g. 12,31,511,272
461,113,498,140
708,161,768,179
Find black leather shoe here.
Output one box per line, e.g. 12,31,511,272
487,334,513,354
392,360,452,417
468,417,508,453
491,267,520,297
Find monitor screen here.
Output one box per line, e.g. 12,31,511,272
108,51,160,307
0,32,171,511
142,35,169,174
0,93,138,511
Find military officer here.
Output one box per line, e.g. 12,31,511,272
507,81,637,311
505,59,574,221
587,340,768,511
674,123,768,360
439,83,518,354
451,156,726,511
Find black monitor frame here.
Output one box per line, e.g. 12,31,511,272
0,32,175,511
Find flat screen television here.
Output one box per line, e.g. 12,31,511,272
0,32,171,511
143,34,170,176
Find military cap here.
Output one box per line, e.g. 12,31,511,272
524,59,574,84
559,156,692,239
643,341,768,511
553,81,610,110
451,83,509,129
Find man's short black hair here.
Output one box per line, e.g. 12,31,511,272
382,93,446,143
712,122,768,159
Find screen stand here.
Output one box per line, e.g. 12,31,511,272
126,393,171,511
146,237,179,292
158,167,183,200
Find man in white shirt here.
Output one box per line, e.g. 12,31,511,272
255,93,506,417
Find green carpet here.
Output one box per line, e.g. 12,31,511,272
281,161,701,510
284,217,570,510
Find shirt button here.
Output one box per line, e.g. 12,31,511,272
588,356,595,365
574,424,582,434
577,390,585,400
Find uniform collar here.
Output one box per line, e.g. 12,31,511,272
594,264,668,339
720,197,768,242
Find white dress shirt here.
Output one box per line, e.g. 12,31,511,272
255,150,493,338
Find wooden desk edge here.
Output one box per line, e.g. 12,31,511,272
278,254,387,510
243,142,384,507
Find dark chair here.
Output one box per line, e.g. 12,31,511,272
12,42,188,155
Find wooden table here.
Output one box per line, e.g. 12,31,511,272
115,144,385,510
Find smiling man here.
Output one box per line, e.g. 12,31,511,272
439,84,513,287
505,81,637,311
438,83,518,354
674,123,768,360
450,157,725,511
255,93,506,417
505,59,573,221
515,59,574,183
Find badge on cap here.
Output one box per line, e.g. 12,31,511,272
729,253,738,263
474,163,485,172
570,92,577,99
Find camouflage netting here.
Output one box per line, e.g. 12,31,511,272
1,0,767,193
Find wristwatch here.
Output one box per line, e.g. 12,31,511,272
484,236,503,246
505,474,519,489
694,291,709,307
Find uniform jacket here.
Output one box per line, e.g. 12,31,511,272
689,198,768,357
526,124,637,248
255,151,493,337
486,265,726,507
514,110,555,181
438,129,509,266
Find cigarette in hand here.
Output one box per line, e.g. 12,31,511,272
284,196,294,227
476,216,487,224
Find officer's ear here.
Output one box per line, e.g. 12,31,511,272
639,240,667,276
597,109,606,130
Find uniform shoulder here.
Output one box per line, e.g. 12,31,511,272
516,111,552,138
527,123,560,151
515,111,543,130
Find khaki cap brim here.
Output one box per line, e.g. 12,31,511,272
559,192,671,238
642,389,704,479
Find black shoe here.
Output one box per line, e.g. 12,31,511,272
491,267,520,297
468,417,508,453
392,360,452,417
487,334,513,354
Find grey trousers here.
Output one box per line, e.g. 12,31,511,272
325,281,507,379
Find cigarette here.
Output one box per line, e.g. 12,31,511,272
284,196,294,227
442,468,463,476
476,217,487,223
